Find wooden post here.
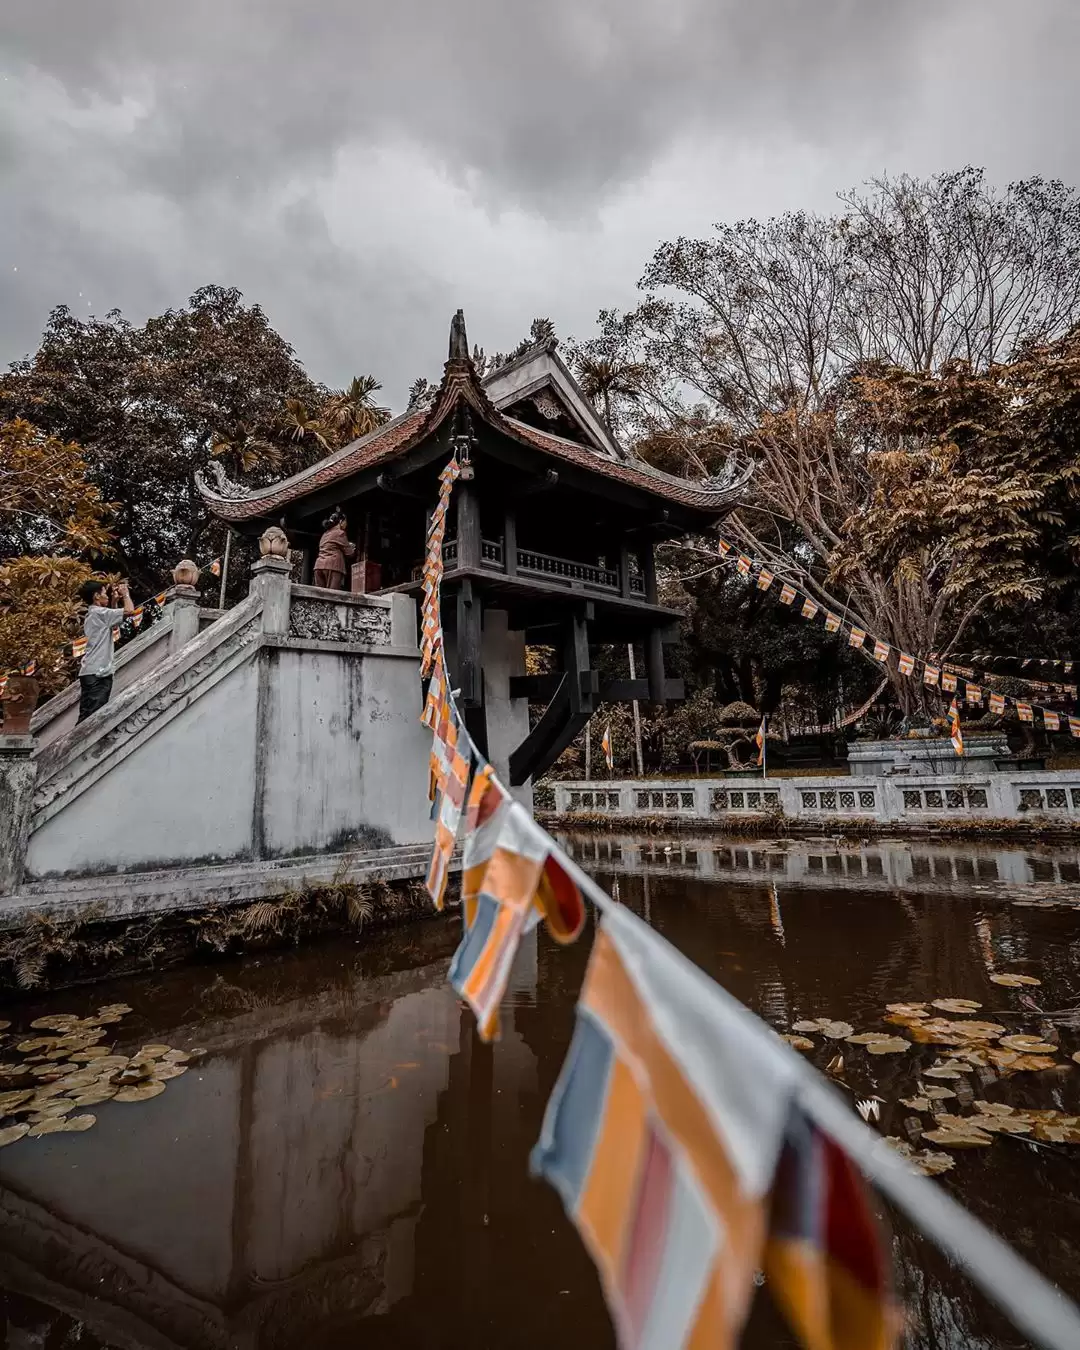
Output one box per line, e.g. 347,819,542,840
457,483,481,570
619,545,633,600
647,627,666,705
628,642,644,775
642,541,658,605
456,579,483,708
503,510,517,577
218,529,233,607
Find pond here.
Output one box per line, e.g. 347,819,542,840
1,834,1079,1349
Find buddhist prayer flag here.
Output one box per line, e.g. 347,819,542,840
757,569,774,592
1070,716,1080,738
736,554,752,577
948,699,963,756
848,627,866,650
765,1105,897,1350
825,612,841,633
801,598,819,621
872,640,890,664
450,802,585,1040
461,763,513,924
718,539,732,558
941,671,957,693
898,653,914,677
1066,684,1077,698
1044,710,1061,732
1017,702,1034,723
780,583,797,605
756,716,767,767
966,684,982,706
130,606,144,630
989,692,1006,715
153,591,167,607
426,733,473,910
209,557,222,577
71,636,88,659
532,903,802,1350
923,664,940,688
601,723,614,771
421,650,448,731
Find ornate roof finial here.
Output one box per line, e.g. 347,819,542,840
448,308,469,361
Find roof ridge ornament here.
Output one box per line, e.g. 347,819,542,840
194,460,255,501
448,308,470,361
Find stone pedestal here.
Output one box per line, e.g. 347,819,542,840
250,556,293,634
0,737,37,894
166,585,202,654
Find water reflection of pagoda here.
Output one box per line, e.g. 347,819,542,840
200,312,748,786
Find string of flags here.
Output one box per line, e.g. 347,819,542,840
945,650,1075,674
416,456,901,1348
718,537,1080,746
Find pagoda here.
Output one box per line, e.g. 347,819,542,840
198,312,749,785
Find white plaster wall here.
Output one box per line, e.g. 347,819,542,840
258,648,433,854
481,609,532,809
26,663,259,878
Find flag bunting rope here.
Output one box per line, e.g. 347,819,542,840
414,456,1080,1350
715,538,1079,744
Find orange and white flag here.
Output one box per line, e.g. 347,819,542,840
898,652,914,676
757,569,774,592
923,664,940,687
872,640,890,664
989,692,1006,715
966,684,982,706
779,583,796,605
1044,710,1061,732
1017,702,1034,723
755,716,767,766
801,598,819,621
824,612,841,633
1070,716,1080,738
736,554,752,577
718,539,732,558
601,723,614,771
849,626,866,650
941,670,957,693
948,699,964,756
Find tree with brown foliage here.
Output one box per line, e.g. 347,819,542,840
0,418,114,688
580,170,1080,716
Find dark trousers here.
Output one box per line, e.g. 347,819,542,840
77,674,113,723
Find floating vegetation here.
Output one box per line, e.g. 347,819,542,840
0,1002,198,1151
990,973,1042,988
793,1018,853,1039
884,1138,957,1176
931,999,983,1014
781,1034,816,1051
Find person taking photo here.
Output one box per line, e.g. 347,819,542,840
77,579,135,722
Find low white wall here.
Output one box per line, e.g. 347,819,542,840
550,769,1080,826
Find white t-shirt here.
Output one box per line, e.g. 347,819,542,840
80,606,126,677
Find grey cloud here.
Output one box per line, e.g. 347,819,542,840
3,0,1080,401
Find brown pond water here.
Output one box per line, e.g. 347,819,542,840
2,834,1080,1350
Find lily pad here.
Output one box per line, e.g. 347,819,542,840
792,1018,853,1038
900,1097,932,1112
98,1003,133,1016
883,1137,956,1175
846,1032,891,1044
16,1039,55,1054
113,1081,166,1103
57,1113,96,1133
0,1090,33,1112
781,1034,815,1050
922,1086,958,1101
792,1020,823,1034
885,1002,929,1016
999,1035,1057,1054
72,1088,116,1107
864,1037,912,1055
26,1117,69,1137
138,1045,171,1059
924,1065,964,1080
931,999,983,1014
990,973,1042,988
1072,1051,1080,1066
153,1064,188,1081
921,1125,993,1148
0,1123,29,1147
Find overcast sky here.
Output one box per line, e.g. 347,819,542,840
3,1,1079,406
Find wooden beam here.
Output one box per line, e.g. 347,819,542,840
509,468,559,500
642,544,659,606
503,510,518,577
375,472,427,500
